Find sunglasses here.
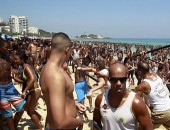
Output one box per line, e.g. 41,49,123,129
110,77,127,83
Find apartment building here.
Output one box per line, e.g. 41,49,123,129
9,15,28,34
0,17,3,23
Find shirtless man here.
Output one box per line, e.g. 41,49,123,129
107,52,116,67
74,58,93,116
27,39,38,59
0,40,26,130
78,60,110,98
40,32,84,130
93,62,153,130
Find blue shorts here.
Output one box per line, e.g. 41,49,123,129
0,82,26,118
75,81,90,103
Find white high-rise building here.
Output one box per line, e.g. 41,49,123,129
0,17,3,23
28,27,39,34
9,15,28,34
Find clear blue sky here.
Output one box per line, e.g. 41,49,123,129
1,0,170,38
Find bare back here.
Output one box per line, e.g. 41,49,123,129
40,62,77,129
75,69,86,83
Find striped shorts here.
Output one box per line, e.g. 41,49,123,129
0,82,26,118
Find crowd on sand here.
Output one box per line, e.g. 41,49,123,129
0,32,170,130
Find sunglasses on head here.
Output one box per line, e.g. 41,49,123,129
110,77,127,83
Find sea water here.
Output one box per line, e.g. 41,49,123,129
74,38,170,46
74,38,170,59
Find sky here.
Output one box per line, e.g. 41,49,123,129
0,0,170,38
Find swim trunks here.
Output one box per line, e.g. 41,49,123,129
75,81,90,102
0,82,26,118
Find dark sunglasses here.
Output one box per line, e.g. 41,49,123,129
110,77,127,83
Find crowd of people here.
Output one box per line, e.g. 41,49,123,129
0,33,170,130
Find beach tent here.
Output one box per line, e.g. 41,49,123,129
1,34,12,39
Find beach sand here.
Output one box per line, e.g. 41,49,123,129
3,66,168,130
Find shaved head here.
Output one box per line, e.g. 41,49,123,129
137,61,149,74
51,32,71,52
109,62,128,78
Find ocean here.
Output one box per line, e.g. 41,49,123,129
73,38,170,59
73,38,170,46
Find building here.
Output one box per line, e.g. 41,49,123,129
0,17,10,33
3,26,11,32
0,17,3,23
28,26,39,35
9,15,28,34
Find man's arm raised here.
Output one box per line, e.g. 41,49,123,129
77,66,96,72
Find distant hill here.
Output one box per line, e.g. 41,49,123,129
76,34,111,39
39,29,52,37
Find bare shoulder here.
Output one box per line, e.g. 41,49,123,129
132,94,153,129
136,81,150,95
40,62,65,89
137,81,149,90
95,93,104,108
24,64,33,72
133,94,145,106
132,94,148,116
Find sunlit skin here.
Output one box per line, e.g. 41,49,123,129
109,63,127,94
93,62,153,130
0,42,25,130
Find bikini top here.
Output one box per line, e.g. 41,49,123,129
22,65,39,83
22,68,28,83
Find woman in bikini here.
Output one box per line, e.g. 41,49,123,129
13,49,42,130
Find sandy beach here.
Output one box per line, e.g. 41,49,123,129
3,66,168,130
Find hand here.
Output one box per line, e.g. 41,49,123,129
11,72,14,79
11,69,17,75
76,102,86,114
21,91,26,99
87,84,92,89
86,91,93,98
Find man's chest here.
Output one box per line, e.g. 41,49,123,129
30,44,37,50
0,59,11,71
